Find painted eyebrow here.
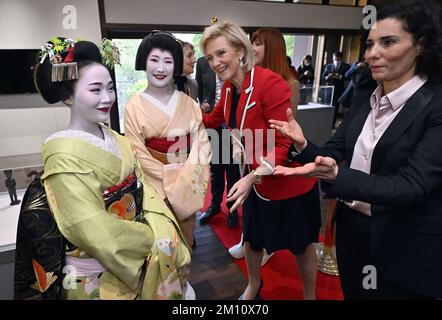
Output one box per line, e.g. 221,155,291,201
88,81,114,86
150,54,173,60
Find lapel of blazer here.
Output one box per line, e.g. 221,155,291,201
238,67,256,135
223,85,232,126
371,82,438,173
346,94,372,162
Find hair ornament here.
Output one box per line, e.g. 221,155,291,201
38,37,79,82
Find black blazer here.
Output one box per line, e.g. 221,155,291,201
195,56,216,110
290,82,442,297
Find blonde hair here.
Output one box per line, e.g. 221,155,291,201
200,21,255,73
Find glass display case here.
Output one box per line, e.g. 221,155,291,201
296,85,335,147
298,85,334,110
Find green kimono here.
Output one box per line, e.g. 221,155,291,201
40,127,191,300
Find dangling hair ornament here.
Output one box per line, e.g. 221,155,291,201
100,38,121,70
39,37,79,82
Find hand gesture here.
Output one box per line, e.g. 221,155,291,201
273,156,338,182
269,108,306,150
200,101,211,113
226,174,255,212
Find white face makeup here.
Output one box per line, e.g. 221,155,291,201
146,48,174,88
70,63,115,126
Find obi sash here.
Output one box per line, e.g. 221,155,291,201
145,134,191,165
103,171,144,222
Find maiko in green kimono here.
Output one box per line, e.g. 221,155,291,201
13,38,191,300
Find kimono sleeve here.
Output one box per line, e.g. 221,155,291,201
124,100,163,181
43,157,154,291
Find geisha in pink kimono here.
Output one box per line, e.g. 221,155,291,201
124,32,211,249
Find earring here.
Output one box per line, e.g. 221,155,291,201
239,57,245,68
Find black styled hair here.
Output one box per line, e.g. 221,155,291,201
135,31,186,91
333,51,343,59
34,39,104,104
375,0,442,82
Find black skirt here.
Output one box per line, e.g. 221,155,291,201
243,183,321,255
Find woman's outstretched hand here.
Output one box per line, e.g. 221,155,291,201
269,108,306,150
273,156,338,182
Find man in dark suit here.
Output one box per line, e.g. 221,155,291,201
322,51,350,128
338,60,377,111
196,57,240,227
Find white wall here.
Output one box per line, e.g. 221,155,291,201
0,0,101,158
0,106,70,157
0,0,101,49
104,0,363,30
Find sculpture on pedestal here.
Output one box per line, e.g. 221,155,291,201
4,170,21,206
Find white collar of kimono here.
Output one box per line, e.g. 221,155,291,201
140,89,179,119
44,124,121,159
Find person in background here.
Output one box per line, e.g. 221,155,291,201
286,55,298,80
270,0,442,299
297,54,315,87
124,31,211,251
251,29,300,115
179,40,198,101
201,21,321,300
322,51,350,128
338,59,377,111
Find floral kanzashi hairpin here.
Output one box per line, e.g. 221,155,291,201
100,38,121,70
39,37,79,82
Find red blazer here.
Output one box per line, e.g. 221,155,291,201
203,66,316,201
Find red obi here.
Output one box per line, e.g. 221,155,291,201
145,134,191,164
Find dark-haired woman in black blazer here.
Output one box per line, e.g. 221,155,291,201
270,0,442,299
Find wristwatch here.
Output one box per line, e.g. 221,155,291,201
252,170,263,185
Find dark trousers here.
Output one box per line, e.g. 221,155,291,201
209,127,241,209
335,205,433,300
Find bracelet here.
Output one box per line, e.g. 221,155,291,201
252,170,263,185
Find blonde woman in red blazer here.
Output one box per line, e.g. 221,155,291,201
201,21,321,300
